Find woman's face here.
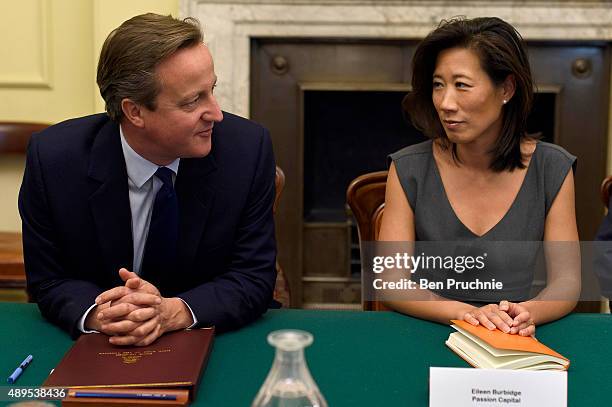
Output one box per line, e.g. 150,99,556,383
432,47,509,146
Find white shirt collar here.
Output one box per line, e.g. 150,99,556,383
119,125,180,188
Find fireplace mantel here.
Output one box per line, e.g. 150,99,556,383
181,0,612,118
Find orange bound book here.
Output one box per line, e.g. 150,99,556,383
446,320,569,371
43,328,214,401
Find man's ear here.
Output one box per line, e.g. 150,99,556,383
121,98,145,128
502,74,516,102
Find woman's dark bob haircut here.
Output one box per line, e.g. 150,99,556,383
403,16,535,171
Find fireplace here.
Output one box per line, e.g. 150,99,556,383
184,0,612,308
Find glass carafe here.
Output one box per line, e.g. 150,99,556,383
251,330,328,407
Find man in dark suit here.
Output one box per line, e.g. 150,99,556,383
18,13,276,345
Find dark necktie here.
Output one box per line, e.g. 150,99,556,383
141,167,179,287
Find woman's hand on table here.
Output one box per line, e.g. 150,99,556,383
461,303,514,333
499,300,536,337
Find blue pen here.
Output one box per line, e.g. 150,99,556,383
73,391,177,400
7,355,33,384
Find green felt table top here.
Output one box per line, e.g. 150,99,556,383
0,303,609,406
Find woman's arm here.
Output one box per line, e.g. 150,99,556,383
520,169,580,325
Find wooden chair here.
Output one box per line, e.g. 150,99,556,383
346,171,388,311
601,175,612,209
273,166,291,307
0,122,49,297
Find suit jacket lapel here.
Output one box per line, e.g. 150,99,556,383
175,155,217,272
87,120,134,274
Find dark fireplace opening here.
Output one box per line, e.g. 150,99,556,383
527,92,556,143
303,89,425,222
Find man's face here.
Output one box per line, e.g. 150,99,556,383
139,43,223,165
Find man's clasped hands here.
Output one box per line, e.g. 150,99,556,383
85,268,194,346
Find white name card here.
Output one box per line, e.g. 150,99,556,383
429,367,567,407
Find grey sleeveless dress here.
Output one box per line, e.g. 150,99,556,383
389,140,576,302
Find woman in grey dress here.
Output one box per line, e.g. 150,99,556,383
380,17,580,336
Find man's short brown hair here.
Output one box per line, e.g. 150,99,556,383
97,13,203,122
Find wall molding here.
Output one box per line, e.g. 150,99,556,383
0,0,52,89
182,0,612,117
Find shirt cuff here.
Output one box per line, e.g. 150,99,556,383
78,303,100,333
178,298,198,329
